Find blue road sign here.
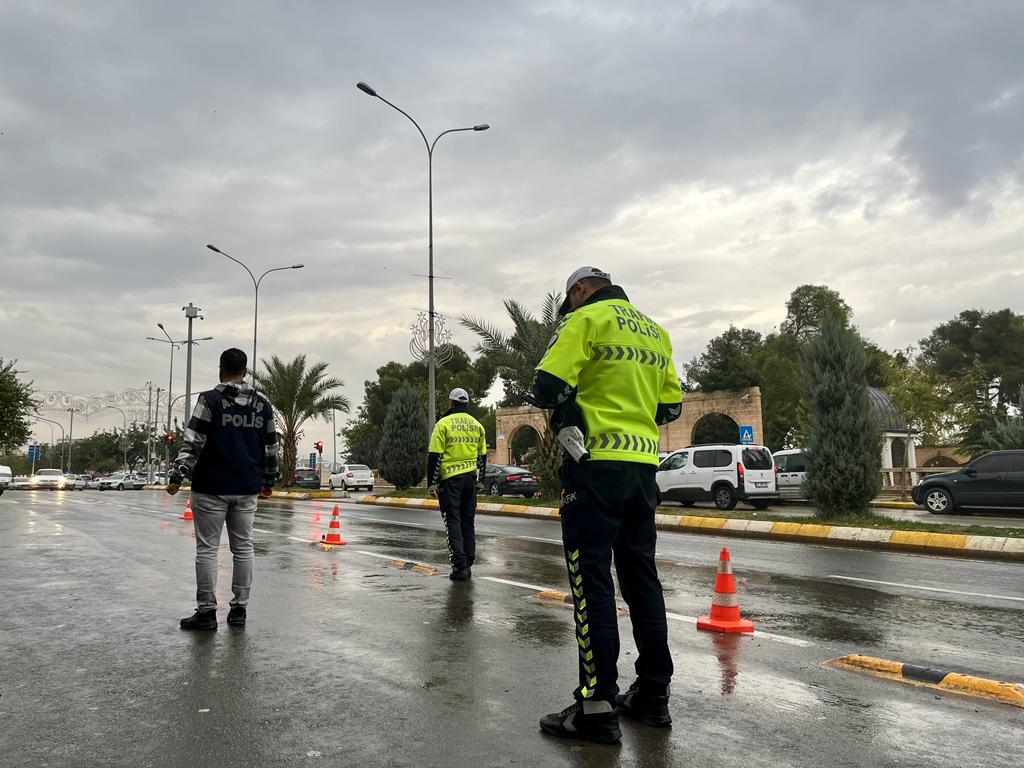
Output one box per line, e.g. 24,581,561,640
309,452,318,469
738,425,754,444
27,443,41,460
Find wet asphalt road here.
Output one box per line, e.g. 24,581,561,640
1,490,1021,767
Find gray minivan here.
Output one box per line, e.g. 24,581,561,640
773,449,808,501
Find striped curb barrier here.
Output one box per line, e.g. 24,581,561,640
828,654,1024,709
358,496,1024,562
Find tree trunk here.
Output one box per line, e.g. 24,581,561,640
282,430,299,487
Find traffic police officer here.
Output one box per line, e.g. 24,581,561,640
530,267,683,744
427,387,488,582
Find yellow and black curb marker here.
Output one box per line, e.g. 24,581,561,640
534,588,629,615
828,654,1024,708
388,558,442,576
358,497,1024,562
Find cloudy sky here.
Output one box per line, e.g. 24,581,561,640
2,0,1023,453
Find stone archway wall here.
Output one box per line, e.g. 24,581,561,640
494,386,765,461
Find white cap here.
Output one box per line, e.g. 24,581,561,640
559,266,612,315
449,387,470,403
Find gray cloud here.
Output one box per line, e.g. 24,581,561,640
2,0,1023,448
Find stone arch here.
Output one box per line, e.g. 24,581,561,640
495,386,764,458
691,412,740,444
508,423,542,466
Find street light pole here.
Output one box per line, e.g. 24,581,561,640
145,382,153,482
66,408,76,474
206,244,304,382
356,80,488,432
182,302,205,424
32,415,64,470
100,405,129,471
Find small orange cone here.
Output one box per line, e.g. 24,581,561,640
179,496,193,521
319,505,346,546
697,547,754,634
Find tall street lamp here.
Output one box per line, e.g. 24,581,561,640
65,407,79,473
99,405,130,471
32,415,64,470
356,80,489,431
206,244,304,381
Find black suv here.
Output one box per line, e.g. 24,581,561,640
912,450,1024,514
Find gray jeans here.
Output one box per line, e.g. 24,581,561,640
191,492,257,610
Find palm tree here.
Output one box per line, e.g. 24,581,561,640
459,291,563,406
255,355,350,486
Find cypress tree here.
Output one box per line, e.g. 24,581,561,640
802,312,882,517
377,382,428,491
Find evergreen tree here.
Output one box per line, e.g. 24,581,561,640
0,359,35,454
802,312,882,517
377,382,428,490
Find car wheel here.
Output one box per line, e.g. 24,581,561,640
924,487,954,514
713,484,737,511
329,481,334,490
117,484,124,491
751,501,771,510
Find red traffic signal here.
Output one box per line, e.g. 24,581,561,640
314,441,324,454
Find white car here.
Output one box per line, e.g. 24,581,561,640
32,468,71,490
98,472,143,491
329,464,375,492
773,449,808,501
11,475,33,490
0,464,12,494
657,444,779,511
86,476,106,490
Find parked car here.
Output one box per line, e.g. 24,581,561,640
11,475,33,490
0,464,12,495
98,472,144,491
329,464,374,492
293,468,321,489
773,449,808,501
86,476,106,490
74,475,92,490
912,450,1024,514
657,444,779,510
482,465,540,498
32,468,70,490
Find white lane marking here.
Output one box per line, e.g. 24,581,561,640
827,575,1024,603
253,527,312,544
665,612,815,647
479,576,552,592
355,550,438,569
345,514,432,529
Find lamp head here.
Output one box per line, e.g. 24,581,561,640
293,264,305,269
157,323,165,330
474,124,489,131
206,244,223,254
356,81,378,97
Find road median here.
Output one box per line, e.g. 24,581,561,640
358,495,1024,561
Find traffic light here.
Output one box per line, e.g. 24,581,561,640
164,433,175,446
314,441,324,454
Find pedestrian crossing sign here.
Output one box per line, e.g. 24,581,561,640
738,425,754,444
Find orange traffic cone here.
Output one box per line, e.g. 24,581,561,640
319,505,346,546
179,496,193,521
697,547,754,634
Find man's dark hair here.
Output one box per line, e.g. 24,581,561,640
219,348,248,376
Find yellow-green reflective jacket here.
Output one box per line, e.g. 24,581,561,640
536,296,681,465
428,412,487,480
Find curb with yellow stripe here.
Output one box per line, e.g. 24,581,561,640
828,654,1024,708
359,496,1024,562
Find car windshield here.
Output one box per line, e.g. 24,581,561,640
37,469,63,476
502,466,530,474
349,465,369,471
296,470,316,476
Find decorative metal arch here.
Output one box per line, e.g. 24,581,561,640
409,312,455,366
35,387,165,424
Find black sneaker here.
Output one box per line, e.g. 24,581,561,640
227,605,247,626
449,568,471,582
180,609,217,631
615,681,672,727
540,701,621,744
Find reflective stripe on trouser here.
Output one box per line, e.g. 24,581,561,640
437,472,477,570
191,492,257,610
559,460,673,703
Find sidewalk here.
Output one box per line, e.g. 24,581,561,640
358,495,1024,562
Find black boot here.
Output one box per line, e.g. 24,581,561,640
180,609,217,631
227,605,247,626
615,680,671,727
449,567,471,582
540,701,621,744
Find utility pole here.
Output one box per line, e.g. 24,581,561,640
66,408,76,474
332,410,337,474
145,382,153,483
182,302,204,424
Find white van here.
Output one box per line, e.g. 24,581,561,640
0,465,12,495
657,444,779,511
773,449,808,501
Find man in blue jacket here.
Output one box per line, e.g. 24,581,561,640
168,348,279,630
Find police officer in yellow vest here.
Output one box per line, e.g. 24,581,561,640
530,267,683,744
427,387,488,582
